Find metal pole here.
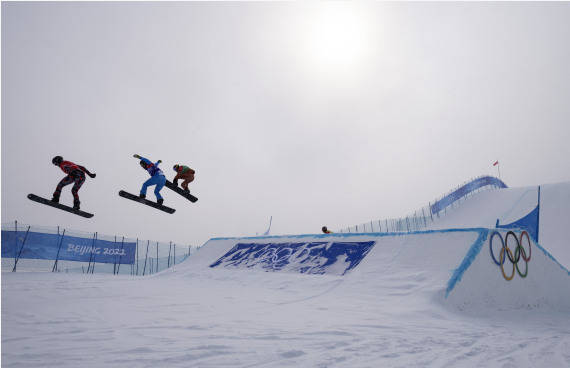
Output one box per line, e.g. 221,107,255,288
14,220,18,268
117,237,125,275
156,242,159,273
136,238,139,276
87,232,96,273
113,236,118,275
91,232,98,274
142,240,149,276
168,241,172,268
174,244,176,265
52,229,66,272
12,225,31,272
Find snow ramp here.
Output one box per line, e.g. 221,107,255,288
428,181,570,268
180,228,570,311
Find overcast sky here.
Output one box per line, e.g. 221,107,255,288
2,2,570,247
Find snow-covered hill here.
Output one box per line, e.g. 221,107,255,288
2,182,570,367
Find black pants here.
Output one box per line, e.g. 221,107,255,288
54,170,85,201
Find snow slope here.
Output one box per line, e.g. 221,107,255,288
2,183,570,367
428,182,570,268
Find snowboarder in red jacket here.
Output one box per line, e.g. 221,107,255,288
51,156,96,210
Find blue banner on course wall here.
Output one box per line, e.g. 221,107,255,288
430,176,507,215
1,231,136,264
210,241,376,276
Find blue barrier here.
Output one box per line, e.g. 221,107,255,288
210,241,376,275
431,176,507,215
1,230,136,264
496,186,540,242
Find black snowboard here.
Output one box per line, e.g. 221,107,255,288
118,190,176,214
28,194,94,218
165,180,198,203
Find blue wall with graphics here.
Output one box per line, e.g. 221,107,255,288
2,230,136,264
210,241,376,275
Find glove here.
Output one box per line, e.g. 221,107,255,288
133,154,140,159
157,160,162,164
89,173,96,178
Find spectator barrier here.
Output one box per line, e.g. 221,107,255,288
1,221,196,275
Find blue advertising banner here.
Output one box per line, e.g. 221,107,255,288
431,176,507,215
210,241,376,275
1,231,136,264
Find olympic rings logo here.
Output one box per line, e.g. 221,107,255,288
489,230,532,281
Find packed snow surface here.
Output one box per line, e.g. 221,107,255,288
2,182,570,367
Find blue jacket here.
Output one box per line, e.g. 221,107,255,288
140,157,164,177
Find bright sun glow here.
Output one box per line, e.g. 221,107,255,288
304,4,372,75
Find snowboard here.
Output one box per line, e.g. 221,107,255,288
118,190,176,214
27,194,94,218
165,180,198,203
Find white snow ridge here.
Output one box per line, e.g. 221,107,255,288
3,182,570,367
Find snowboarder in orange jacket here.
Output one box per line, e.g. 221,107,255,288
172,164,195,193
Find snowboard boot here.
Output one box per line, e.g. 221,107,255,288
183,188,190,194
73,199,80,210
157,198,164,205
139,193,146,199
51,194,60,203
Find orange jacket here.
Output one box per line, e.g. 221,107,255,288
174,165,195,181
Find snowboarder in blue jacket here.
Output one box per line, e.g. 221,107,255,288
133,154,166,205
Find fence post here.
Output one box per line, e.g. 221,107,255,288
156,242,159,273
91,232,98,274
113,236,118,275
117,237,125,275
12,225,31,272
87,232,97,273
174,244,176,265
52,229,67,272
168,241,172,268
14,220,18,269
136,238,139,276
142,240,150,276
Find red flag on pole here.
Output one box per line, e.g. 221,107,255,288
493,161,499,166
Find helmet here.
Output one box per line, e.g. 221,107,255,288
52,156,63,165
322,226,328,233
139,160,148,169
173,164,179,171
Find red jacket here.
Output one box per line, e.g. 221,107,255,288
59,161,87,175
